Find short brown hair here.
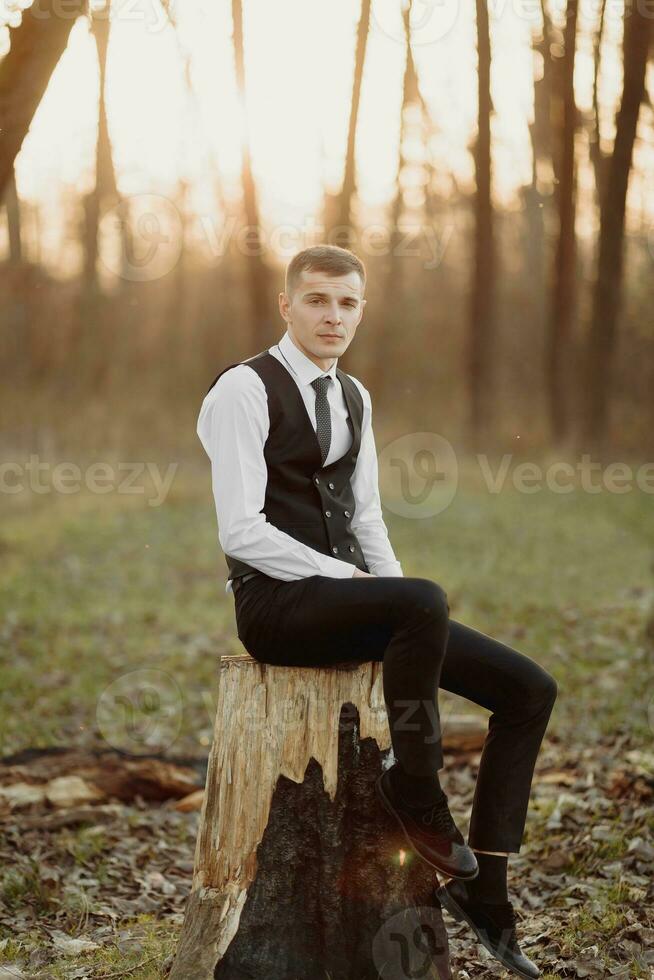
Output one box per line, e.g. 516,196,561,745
285,244,366,298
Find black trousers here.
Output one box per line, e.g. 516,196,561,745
234,572,558,853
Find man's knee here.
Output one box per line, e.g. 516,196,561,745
406,577,449,622
530,670,558,712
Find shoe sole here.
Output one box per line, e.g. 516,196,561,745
436,885,540,980
375,771,479,881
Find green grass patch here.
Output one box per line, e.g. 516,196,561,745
1,455,652,756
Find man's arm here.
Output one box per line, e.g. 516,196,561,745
349,380,404,577
196,365,358,583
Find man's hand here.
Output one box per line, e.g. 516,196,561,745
353,568,375,578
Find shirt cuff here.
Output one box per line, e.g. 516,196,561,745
369,561,404,577
328,561,358,579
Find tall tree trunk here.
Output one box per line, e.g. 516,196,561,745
521,23,550,355
386,1,418,296
468,0,495,441
583,3,651,449
535,1,554,162
1,167,27,382
4,167,22,264
589,0,607,209
69,0,119,394
160,0,203,368
328,0,371,248
167,178,189,365
372,0,416,398
82,0,119,293
0,0,86,199
521,13,554,360
232,0,271,349
546,0,578,445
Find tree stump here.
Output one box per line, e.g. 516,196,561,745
169,653,482,980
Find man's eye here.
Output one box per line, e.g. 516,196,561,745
309,298,322,304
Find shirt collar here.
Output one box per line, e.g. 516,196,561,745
276,330,338,385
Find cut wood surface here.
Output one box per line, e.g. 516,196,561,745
195,652,486,894
194,651,390,879
170,652,485,979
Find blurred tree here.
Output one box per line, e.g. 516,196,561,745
325,0,371,248
386,1,423,293
232,0,271,348
468,0,495,440
588,0,608,210
583,2,652,449
160,0,210,368
533,2,553,165
81,0,119,294
4,167,21,264
546,0,578,445
373,0,417,396
0,0,86,199
368,1,442,402
1,166,27,379
518,20,551,364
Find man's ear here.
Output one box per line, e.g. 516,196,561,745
278,291,290,322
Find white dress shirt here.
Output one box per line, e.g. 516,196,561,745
196,329,404,594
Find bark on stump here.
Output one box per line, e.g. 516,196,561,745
169,653,459,980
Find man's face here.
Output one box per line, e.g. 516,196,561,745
278,269,366,369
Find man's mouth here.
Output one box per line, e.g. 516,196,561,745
320,334,343,340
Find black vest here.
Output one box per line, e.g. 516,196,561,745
206,350,370,582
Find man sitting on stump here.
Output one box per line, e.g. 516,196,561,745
196,243,558,980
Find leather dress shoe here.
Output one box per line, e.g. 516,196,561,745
375,765,479,880
436,878,541,979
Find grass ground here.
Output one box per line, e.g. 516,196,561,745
1,451,652,977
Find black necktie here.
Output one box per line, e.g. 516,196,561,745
311,375,332,464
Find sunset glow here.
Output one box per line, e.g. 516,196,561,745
2,0,653,274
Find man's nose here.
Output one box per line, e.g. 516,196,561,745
324,302,342,323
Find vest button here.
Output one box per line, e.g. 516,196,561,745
344,510,350,518
332,546,339,554
325,510,331,517
328,482,335,490
348,545,355,552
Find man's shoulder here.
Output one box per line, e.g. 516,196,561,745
205,362,266,400
340,371,372,408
